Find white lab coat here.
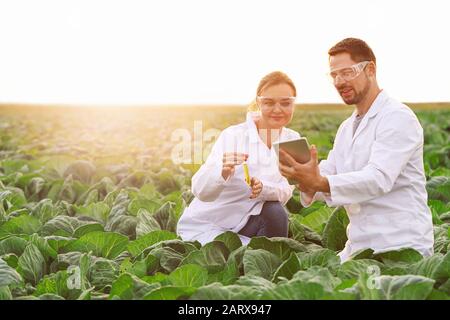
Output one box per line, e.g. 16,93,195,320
301,90,434,262
177,111,299,245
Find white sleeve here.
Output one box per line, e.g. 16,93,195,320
259,177,295,205
325,110,422,206
191,130,231,202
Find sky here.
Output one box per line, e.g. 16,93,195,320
0,0,449,105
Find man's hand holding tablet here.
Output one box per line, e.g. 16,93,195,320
275,138,330,195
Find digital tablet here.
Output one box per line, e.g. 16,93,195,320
273,137,311,164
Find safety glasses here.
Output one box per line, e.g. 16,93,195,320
256,96,296,109
328,61,370,83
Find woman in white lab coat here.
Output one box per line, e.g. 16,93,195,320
177,71,301,245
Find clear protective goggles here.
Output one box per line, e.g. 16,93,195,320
256,96,296,109
328,61,370,83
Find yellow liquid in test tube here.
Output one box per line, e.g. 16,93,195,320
243,161,251,186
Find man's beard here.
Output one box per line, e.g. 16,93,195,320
337,78,371,105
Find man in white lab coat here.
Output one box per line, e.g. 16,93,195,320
278,38,434,262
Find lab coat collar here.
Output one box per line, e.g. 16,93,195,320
350,89,388,121
245,111,289,144
350,90,389,143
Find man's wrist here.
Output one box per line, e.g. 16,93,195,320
315,176,330,193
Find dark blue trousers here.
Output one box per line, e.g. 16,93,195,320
238,201,288,238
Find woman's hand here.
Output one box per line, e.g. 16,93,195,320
222,152,248,181
249,177,263,199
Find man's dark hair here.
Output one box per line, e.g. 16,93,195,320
328,38,376,64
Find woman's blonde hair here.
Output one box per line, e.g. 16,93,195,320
248,71,297,112
247,99,259,112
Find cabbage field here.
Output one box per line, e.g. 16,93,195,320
0,104,449,300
